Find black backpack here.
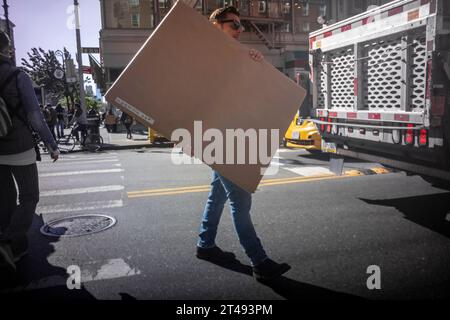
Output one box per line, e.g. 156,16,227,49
0,69,21,137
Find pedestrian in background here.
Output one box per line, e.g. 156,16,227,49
87,106,101,135
55,103,65,138
0,31,59,278
67,107,74,124
105,108,117,133
71,103,86,144
44,104,57,140
195,6,291,281
120,112,133,139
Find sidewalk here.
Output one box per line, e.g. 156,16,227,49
68,126,174,153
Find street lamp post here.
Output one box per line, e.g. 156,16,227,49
55,50,71,110
74,0,87,125
2,0,15,66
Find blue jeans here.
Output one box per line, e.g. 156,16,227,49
198,170,267,266
56,119,65,138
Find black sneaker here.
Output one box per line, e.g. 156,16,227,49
253,258,291,281
196,246,236,263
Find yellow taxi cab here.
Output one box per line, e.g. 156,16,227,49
283,112,322,151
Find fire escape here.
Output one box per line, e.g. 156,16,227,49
154,1,291,50
245,20,285,50
238,0,288,51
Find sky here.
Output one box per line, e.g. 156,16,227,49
7,0,101,65
5,0,102,92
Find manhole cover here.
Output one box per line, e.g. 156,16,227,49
40,214,116,237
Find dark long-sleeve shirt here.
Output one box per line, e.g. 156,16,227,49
16,71,58,152
0,55,58,164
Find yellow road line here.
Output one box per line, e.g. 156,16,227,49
127,184,210,195
127,167,393,198
259,174,349,187
260,174,334,183
127,175,334,197
128,187,211,198
127,174,348,198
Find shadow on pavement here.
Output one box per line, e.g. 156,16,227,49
258,277,365,300
202,259,364,300
0,214,97,300
360,192,450,238
119,292,138,300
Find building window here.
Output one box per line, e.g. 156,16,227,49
106,0,157,29
129,0,139,7
319,4,327,17
224,0,236,6
159,0,168,9
301,3,309,16
302,22,310,32
284,23,290,32
259,1,267,13
131,13,140,27
109,68,124,82
283,2,291,14
149,14,154,28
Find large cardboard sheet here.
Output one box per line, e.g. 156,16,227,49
105,1,306,193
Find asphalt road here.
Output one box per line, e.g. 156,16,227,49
2,148,449,300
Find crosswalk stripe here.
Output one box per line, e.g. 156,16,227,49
277,148,305,153
41,156,119,163
53,159,119,165
284,166,332,176
40,185,125,197
38,200,123,214
39,169,124,177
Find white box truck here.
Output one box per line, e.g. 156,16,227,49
309,0,450,185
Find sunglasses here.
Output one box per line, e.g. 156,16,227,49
220,19,243,31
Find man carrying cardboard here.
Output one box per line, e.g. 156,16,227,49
196,6,291,281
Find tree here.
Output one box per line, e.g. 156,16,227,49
21,47,80,110
85,96,101,111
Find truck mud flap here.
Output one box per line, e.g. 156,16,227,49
330,154,345,176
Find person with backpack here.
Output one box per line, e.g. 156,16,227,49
0,31,59,278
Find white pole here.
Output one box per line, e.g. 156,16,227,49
74,0,87,124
